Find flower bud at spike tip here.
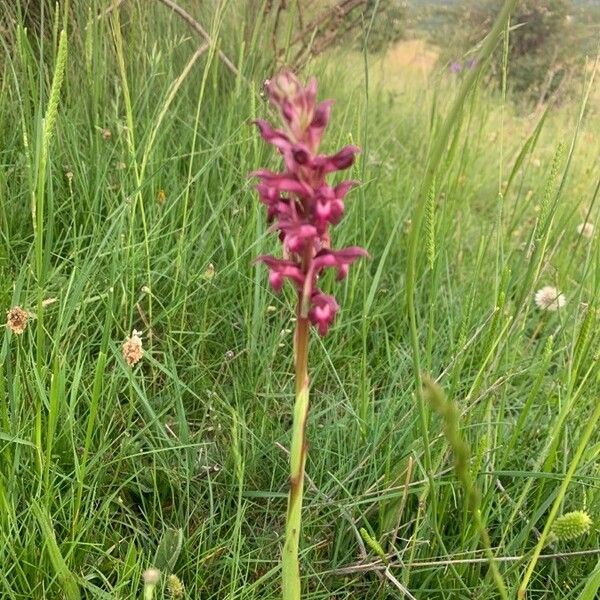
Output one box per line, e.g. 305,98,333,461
251,72,366,335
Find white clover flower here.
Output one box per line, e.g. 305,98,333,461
142,568,160,586
534,286,567,312
576,222,594,239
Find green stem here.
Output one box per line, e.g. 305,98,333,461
143,584,156,600
282,312,310,600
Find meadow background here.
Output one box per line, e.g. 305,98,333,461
1,0,599,598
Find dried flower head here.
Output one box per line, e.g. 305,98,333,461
251,70,367,336
534,286,567,312
157,189,166,204
142,568,161,586
576,222,594,239
101,128,112,140
6,306,29,335
122,329,144,366
167,574,185,598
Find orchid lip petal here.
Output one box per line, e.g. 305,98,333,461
334,180,359,197
312,145,361,174
308,291,340,336
311,100,334,128
256,255,306,290
250,169,313,198
253,120,298,158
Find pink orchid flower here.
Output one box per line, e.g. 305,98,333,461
252,71,366,336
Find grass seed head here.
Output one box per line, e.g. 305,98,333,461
167,574,185,598
550,511,593,542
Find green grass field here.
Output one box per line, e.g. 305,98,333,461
1,1,599,598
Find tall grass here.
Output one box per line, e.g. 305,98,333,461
0,1,599,598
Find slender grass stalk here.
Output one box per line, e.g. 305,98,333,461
138,43,208,188
358,0,379,439
71,294,113,534
405,0,518,506
43,356,63,494
33,28,67,372
171,1,233,332
173,42,215,305
109,4,153,347
424,377,508,600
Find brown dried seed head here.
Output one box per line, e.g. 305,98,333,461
6,306,29,335
122,329,144,366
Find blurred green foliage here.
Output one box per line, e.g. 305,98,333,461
362,0,408,53
430,0,590,104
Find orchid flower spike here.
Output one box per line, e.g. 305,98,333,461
252,70,367,335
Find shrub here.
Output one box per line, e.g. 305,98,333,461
431,0,583,104
362,0,408,52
